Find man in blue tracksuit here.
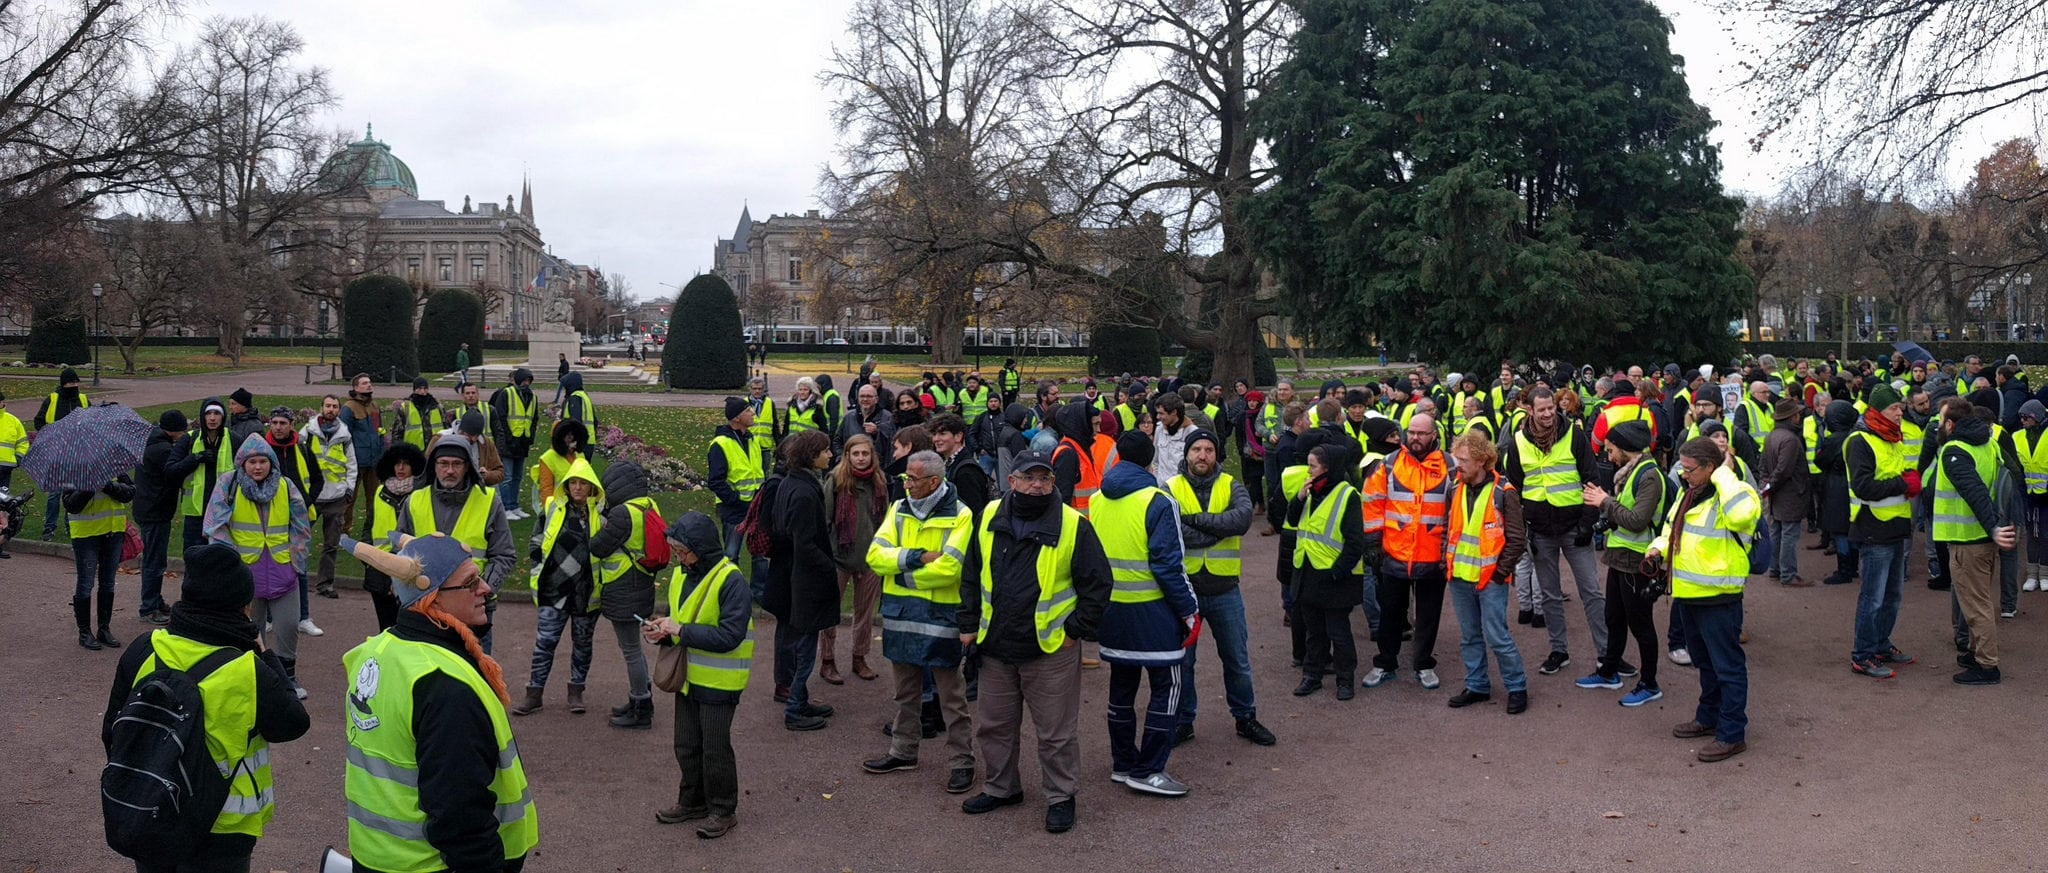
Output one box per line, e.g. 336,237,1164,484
1090,431,1201,797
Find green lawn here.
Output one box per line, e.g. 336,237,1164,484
0,344,337,378
8,397,723,595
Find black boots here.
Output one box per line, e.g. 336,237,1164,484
609,696,654,730
75,597,99,650
921,697,944,738
95,593,121,649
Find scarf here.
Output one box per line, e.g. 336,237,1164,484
165,603,262,652
1526,414,1560,453
384,475,416,497
1665,480,1715,568
1308,469,1337,498
835,464,886,550
236,468,280,504
908,481,952,521
1862,408,1902,443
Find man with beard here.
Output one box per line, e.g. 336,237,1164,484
1360,413,1455,692
389,377,441,452
1168,428,1272,745
840,384,899,468
397,434,515,655
341,374,387,537
1499,387,1610,679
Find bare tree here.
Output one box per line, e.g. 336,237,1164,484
100,215,214,372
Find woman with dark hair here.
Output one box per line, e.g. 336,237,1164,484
364,442,429,631
764,429,841,731
1286,443,1366,700
1646,436,1760,763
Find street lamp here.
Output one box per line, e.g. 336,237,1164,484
843,306,853,373
91,282,102,386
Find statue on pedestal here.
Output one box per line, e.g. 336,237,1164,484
542,291,574,329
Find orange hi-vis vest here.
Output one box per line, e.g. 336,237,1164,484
1056,436,1103,510
1446,472,1518,587
1361,446,1454,574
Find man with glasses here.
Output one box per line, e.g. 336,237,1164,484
957,451,1113,834
1360,413,1456,691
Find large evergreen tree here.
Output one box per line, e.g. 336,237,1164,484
341,274,417,382
663,274,747,389
1246,0,1749,371
416,288,485,375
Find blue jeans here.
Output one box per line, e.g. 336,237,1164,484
502,456,525,512
1181,588,1256,723
1853,539,1908,661
42,491,60,539
1677,598,1747,744
137,521,172,616
776,622,819,719
72,532,120,599
1449,580,1527,694
1360,565,1382,638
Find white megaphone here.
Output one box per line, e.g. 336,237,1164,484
321,846,351,873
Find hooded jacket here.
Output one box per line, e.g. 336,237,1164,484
589,460,659,621
301,415,358,504
995,402,1034,489
561,372,598,429
398,433,515,591
530,457,603,612
32,374,86,429
1092,461,1199,663
1844,412,1912,545
489,375,540,459
533,419,589,506
659,512,753,704
264,426,325,507
177,399,235,516
1050,401,1098,506
1815,400,1861,537
815,374,843,434
202,436,312,578
133,426,192,524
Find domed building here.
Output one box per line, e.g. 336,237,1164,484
300,125,599,337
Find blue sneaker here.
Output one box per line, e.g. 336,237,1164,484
1619,685,1664,707
1575,673,1622,690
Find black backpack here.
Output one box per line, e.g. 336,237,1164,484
102,645,242,861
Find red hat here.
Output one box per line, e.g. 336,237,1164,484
1246,390,1265,403
919,393,936,410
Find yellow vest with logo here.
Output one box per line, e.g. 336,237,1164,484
1844,431,1910,523
974,501,1081,652
344,634,537,871
228,487,289,565
868,499,974,603
1167,473,1241,576
136,631,271,837
406,485,496,570
1090,486,1169,604
667,559,755,694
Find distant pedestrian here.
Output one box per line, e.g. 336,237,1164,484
456,342,471,383
555,353,571,404
34,367,88,539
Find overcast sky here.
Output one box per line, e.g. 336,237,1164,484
183,0,2031,303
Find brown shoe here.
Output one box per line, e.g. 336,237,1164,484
696,814,737,839
1671,720,1715,739
820,659,845,685
1781,576,1816,588
1697,740,1747,763
1080,656,1102,669
656,804,709,824
851,657,877,681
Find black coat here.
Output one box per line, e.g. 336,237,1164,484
589,462,657,622
133,428,196,525
765,468,839,634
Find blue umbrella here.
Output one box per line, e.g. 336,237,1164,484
1892,341,1935,365
18,403,152,492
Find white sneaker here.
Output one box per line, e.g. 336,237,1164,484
298,619,324,637
1124,771,1189,797
293,684,308,701
1361,668,1391,687
2027,578,2039,593
508,508,528,521
1668,648,1692,666
1417,669,1441,690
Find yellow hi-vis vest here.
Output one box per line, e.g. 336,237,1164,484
1932,440,1999,543
1802,416,1823,475
371,486,402,545
136,631,271,836
0,410,25,465
1293,482,1358,571
975,501,1081,653
343,634,537,871
2011,427,2048,495
69,489,129,538
1514,428,1584,506
867,499,974,603
395,401,435,451
1447,477,1511,584
1658,473,1760,600
227,487,289,565
1168,473,1241,577
565,390,597,434
594,498,657,608
750,397,778,457
308,429,350,485
406,485,496,570
786,401,825,434
961,387,991,424
1278,465,1311,531
1902,418,1925,471
1604,459,1661,555
667,558,755,694
505,388,538,440
1844,431,1910,523
711,432,765,501
1090,486,1170,604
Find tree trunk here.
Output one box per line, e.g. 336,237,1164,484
928,295,966,366
119,331,142,374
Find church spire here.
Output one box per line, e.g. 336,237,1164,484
519,173,533,220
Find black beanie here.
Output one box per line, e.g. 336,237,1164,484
1116,430,1155,469
159,409,188,432
1607,420,1653,453
181,543,253,611
411,376,430,390
229,387,254,409
724,396,749,420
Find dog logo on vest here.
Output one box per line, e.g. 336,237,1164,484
349,658,381,732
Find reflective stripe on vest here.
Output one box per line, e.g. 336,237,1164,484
371,487,401,546
1845,431,1910,521
530,491,602,601
69,491,128,538
975,501,1080,652
1662,493,1752,599
507,387,537,439
1090,486,1168,603
566,390,597,433
961,387,990,423
398,401,434,450
1168,473,1241,577
344,634,537,869
1604,460,1660,554
1514,429,1583,506
138,631,271,836
1931,439,1999,543
594,498,654,603
1293,482,1357,571
309,431,350,484
406,485,496,569
2013,427,2048,495
1803,416,1823,475
1056,438,1101,509
228,487,290,565
869,500,973,603
1447,478,1508,584
711,433,764,500
668,559,755,693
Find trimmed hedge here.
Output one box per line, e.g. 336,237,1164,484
341,275,418,382
25,303,89,365
663,274,748,389
417,289,485,375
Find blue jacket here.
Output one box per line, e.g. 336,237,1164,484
1094,461,1199,664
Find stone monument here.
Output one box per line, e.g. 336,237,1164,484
526,290,581,372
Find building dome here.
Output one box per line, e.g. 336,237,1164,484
319,124,418,198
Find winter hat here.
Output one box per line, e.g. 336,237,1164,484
1361,417,1402,452
1183,428,1219,454
920,393,936,410
1611,379,1635,397
459,411,486,437
1608,421,1653,453
723,396,749,420
341,533,478,608
229,387,254,409
2023,400,2047,422
1867,383,1902,411
1344,388,1370,408
1116,431,1155,469
411,376,430,390
180,543,253,611
158,410,188,432
1696,419,1729,440
268,405,294,422
59,367,80,386
1245,390,1265,404
512,367,534,385
1967,387,2001,415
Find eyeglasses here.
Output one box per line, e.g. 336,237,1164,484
898,473,940,484
1678,463,1702,475
442,580,483,593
